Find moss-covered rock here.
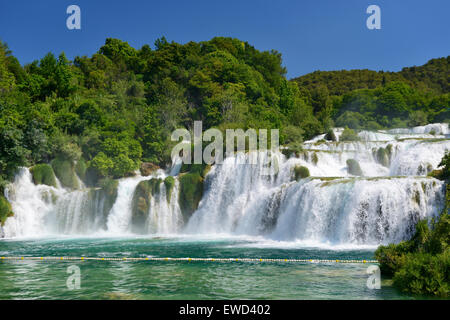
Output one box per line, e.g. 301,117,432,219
84,166,101,188
30,164,57,188
0,195,13,226
346,159,363,176
131,181,152,233
178,172,204,221
293,165,310,181
51,158,79,189
93,178,119,227
98,178,119,198
386,144,393,158
375,147,390,167
131,178,162,233
164,176,175,203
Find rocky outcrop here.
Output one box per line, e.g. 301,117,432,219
178,173,204,222
51,158,80,189
346,159,363,176
0,195,13,226
131,178,162,233
373,144,393,167
140,162,160,176
30,164,57,188
164,176,175,203
293,165,310,181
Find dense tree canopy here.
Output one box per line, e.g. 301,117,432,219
292,57,449,129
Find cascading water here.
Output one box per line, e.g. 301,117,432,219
2,168,55,238
2,168,182,238
269,177,444,244
1,123,449,246
186,123,449,245
146,180,183,234
105,175,150,234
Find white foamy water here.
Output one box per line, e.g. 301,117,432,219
146,179,183,234
105,175,149,234
2,168,57,238
1,123,449,247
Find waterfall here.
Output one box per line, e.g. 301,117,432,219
185,123,449,244
185,152,287,234
2,168,56,238
270,177,444,244
1,123,449,246
105,175,149,234
2,169,182,238
146,180,183,234
186,157,445,244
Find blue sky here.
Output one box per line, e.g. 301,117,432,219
0,0,448,78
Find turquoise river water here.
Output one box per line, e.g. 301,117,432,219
0,236,418,300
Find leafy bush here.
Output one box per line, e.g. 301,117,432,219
393,252,449,297
376,214,450,297
339,128,360,142
408,110,428,127
375,241,413,276
90,152,114,178
0,195,13,226
336,111,366,130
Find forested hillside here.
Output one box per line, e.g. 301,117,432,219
292,56,449,130
0,37,449,190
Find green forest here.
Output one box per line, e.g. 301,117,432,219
1,37,449,188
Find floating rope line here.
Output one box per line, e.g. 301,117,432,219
0,256,377,264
